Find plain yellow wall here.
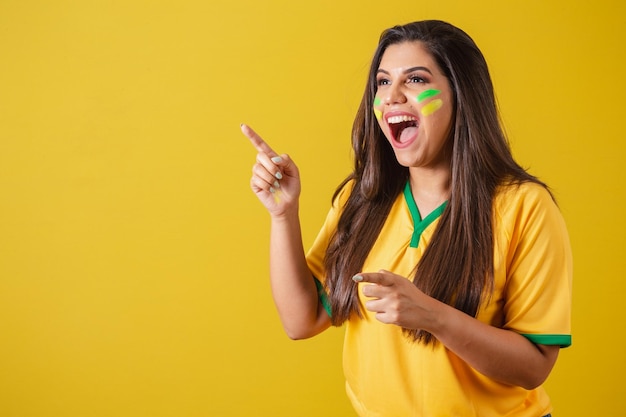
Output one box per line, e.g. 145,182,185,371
1,0,624,415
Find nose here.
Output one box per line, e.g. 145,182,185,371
383,83,407,105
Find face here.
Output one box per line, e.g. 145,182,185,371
374,41,454,170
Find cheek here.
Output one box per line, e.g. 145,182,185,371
420,99,443,116
376,118,387,136
429,103,454,140
375,116,392,142
415,89,444,117
373,96,383,121
416,89,441,103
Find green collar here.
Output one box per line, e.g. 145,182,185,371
403,181,448,248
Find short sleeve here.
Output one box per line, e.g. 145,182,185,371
497,183,573,347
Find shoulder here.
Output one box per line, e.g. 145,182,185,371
495,181,552,204
494,181,555,217
493,181,567,240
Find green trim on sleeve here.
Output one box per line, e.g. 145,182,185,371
521,333,572,348
314,277,332,318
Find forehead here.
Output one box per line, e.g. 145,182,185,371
378,41,440,73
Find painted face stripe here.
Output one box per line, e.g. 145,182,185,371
421,99,443,116
373,97,383,120
416,89,441,103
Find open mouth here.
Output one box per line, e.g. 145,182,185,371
387,115,419,143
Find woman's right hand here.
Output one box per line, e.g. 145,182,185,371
241,124,301,217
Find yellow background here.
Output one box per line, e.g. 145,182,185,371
1,0,624,415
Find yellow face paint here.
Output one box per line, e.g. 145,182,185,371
416,89,443,117
420,99,443,116
373,97,383,120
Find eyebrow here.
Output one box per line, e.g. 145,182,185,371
377,66,433,75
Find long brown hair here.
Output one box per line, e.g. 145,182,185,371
323,20,545,344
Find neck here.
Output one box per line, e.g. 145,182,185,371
408,166,451,217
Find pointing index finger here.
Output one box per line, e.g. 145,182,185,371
241,124,277,157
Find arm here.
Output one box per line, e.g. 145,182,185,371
269,211,331,339
433,302,559,389
354,271,558,389
242,124,330,339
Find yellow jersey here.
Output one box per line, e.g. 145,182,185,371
307,181,572,417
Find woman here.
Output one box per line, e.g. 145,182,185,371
243,20,571,417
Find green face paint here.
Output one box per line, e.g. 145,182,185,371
416,89,441,103
373,97,382,120
416,89,443,117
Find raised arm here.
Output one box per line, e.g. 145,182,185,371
242,124,330,339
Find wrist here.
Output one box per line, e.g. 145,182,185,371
423,297,452,337
270,205,300,223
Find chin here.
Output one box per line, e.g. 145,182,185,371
393,155,419,168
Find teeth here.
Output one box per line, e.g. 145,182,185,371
387,115,417,124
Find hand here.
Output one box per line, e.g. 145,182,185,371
241,124,301,217
355,271,561,389
353,270,441,331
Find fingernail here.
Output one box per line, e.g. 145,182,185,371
273,180,280,188
269,187,276,194
271,156,283,163
352,275,363,282
275,171,283,180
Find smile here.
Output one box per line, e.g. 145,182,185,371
386,114,419,144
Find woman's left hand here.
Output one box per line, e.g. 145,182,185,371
353,270,441,331
354,270,560,389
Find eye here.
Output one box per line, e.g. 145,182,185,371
408,75,426,84
377,77,391,86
